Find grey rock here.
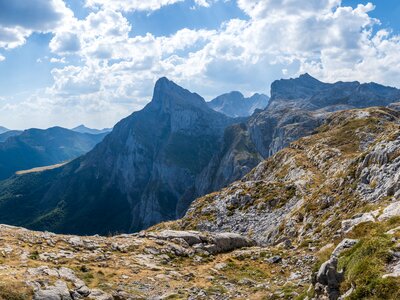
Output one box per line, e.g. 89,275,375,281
33,280,72,300
208,91,269,118
331,239,359,258
341,213,376,233
315,257,344,300
267,256,282,264
378,201,400,221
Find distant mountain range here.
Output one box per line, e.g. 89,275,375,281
0,130,23,142
207,92,269,117
0,74,398,235
0,127,108,180
72,125,112,135
0,126,9,134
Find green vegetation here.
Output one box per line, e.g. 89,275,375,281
28,250,39,260
339,234,400,299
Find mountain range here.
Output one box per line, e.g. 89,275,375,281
0,127,107,180
0,74,399,236
72,125,112,135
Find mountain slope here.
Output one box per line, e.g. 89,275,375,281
154,106,400,299
0,78,236,235
0,130,23,142
176,107,400,244
208,91,269,117
197,75,400,196
0,127,107,180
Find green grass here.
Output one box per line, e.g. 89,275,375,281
339,234,400,299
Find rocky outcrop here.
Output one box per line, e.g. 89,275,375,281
198,74,400,197
143,230,255,254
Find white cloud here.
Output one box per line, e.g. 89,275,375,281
85,0,185,12
0,54,5,62
40,0,400,129
50,57,66,63
0,0,74,49
3,0,400,129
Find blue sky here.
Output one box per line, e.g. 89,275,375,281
0,0,399,129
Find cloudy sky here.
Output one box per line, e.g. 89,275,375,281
0,0,399,129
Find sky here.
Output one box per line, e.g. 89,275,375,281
0,0,399,129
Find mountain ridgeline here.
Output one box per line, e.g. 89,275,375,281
0,75,399,235
207,91,269,117
0,127,108,180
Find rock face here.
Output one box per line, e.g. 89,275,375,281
0,78,236,235
207,91,269,117
269,73,400,111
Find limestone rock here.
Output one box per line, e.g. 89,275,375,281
378,201,400,221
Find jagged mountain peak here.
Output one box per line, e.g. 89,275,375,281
208,91,269,117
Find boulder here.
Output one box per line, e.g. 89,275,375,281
204,232,255,254
146,230,203,246
315,257,344,300
378,201,400,221
33,280,72,300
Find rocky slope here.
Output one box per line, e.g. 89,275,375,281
160,106,400,299
198,74,400,195
0,127,107,180
177,107,400,244
0,106,399,299
0,78,236,235
207,92,269,117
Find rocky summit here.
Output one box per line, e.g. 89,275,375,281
207,91,269,118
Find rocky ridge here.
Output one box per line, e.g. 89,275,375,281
207,91,269,118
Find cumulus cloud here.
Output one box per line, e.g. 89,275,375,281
0,54,4,62
3,0,400,129
85,0,185,12
0,0,73,49
41,0,400,129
